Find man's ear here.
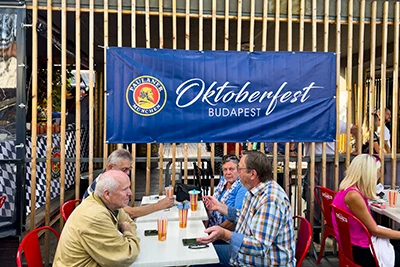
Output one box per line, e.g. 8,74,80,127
103,189,111,199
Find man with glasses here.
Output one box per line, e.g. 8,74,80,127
199,150,295,266
83,149,174,219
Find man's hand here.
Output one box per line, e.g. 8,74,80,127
202,196,219,211
157,196,174,209
119,222,132,233
196,226,232,244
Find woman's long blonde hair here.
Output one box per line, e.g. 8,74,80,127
339,154,380,199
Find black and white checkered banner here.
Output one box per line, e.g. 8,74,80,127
0,128,89,217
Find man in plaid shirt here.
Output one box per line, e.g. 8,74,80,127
198,150,296,266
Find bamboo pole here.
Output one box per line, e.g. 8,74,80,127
224,0,229,51
89,0,94,184
103,0,109,168
392,2,399,189
284,143,289,195
146,143,151,195
284,0,291,197
184,0,190,184
249,0,255,52
129,0,136,204
172,0,177,49
261,0,268,51
274,0,279,51
212,0,216,51
287,0,292,52
334,0,341,191
345,0,353,168
59,0,67,232
159,0,164,48
172,144,177,187
98,72,103,168
145,0,150,48
299,0,304,52
210,143,215,195
297,143,303,216
116,0,123,150
236,0,242,52
75,0,82,200
185,0,190,49
357,0,365,155
159,144,164,195
198,0,203,51
184,143,188,184
369,2,376,157
29,0,38,232
380,1,388,184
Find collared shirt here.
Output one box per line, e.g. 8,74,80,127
209,176,247,227
228,180,296,267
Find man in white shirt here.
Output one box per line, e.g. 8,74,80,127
376,108,391,153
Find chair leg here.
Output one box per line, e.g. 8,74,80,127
316,230,330,264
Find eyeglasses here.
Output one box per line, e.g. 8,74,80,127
222,154,240,163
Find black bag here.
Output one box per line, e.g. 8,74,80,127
174,183,202,202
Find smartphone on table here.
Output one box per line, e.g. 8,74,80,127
144,229,158,236
182,238,209,249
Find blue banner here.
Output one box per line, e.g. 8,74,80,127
106,48,336,143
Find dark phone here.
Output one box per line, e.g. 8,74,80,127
182,238,202,246
144,229,158,236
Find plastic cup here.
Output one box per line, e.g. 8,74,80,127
165,186,174,198
157,217,168,241
388,190,398,208
189,190,200,211
178,204,190,228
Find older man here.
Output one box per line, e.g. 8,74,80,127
83,148,174,218
54,170,140,267
198,150,296,266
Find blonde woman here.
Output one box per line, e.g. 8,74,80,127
331,154,400,267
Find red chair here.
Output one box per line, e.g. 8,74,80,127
293,215,312,267
331,204,379,267
314,186,337,264
61,199,82,221
0,195,6,208
16,226,60,267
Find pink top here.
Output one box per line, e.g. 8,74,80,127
331,186,375,248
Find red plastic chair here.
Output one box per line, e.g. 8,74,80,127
293,215,312,267
331,204,379,267
16,226,60,267
0,195,6,208
61,199,82,221
314,186,337,264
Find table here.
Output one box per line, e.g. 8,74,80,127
370,190,400,223
130,220,219,267
137,197,209,223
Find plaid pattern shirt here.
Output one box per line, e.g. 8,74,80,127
229,180,296,267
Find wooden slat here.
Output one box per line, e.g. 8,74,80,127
392,2,399,189
334,0,341,191
59,0,67,231
102,0,109,168
274,0,279,51
345,0,353,168
75,0,82,200
357,0,365,155
89,0,95,183
159,144,164,195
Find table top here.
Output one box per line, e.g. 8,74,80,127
130,220,219,267
137,197,209,223
370,190,400,222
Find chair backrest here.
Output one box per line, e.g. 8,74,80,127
293,215,312,267
314,186,336,227
331,204,379,267
0,195,6,208
61,199,82,221
16,226,60,267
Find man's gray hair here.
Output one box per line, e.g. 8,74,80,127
107,148,133,166
95,173,118,197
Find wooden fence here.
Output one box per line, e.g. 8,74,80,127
26,0,399,245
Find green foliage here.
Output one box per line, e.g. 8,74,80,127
37,67,73,112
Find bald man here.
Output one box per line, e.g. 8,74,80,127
54,170,140,267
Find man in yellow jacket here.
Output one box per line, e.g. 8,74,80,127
53,170,140,267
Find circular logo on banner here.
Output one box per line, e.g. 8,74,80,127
126,76,167,116
51,146,61,179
